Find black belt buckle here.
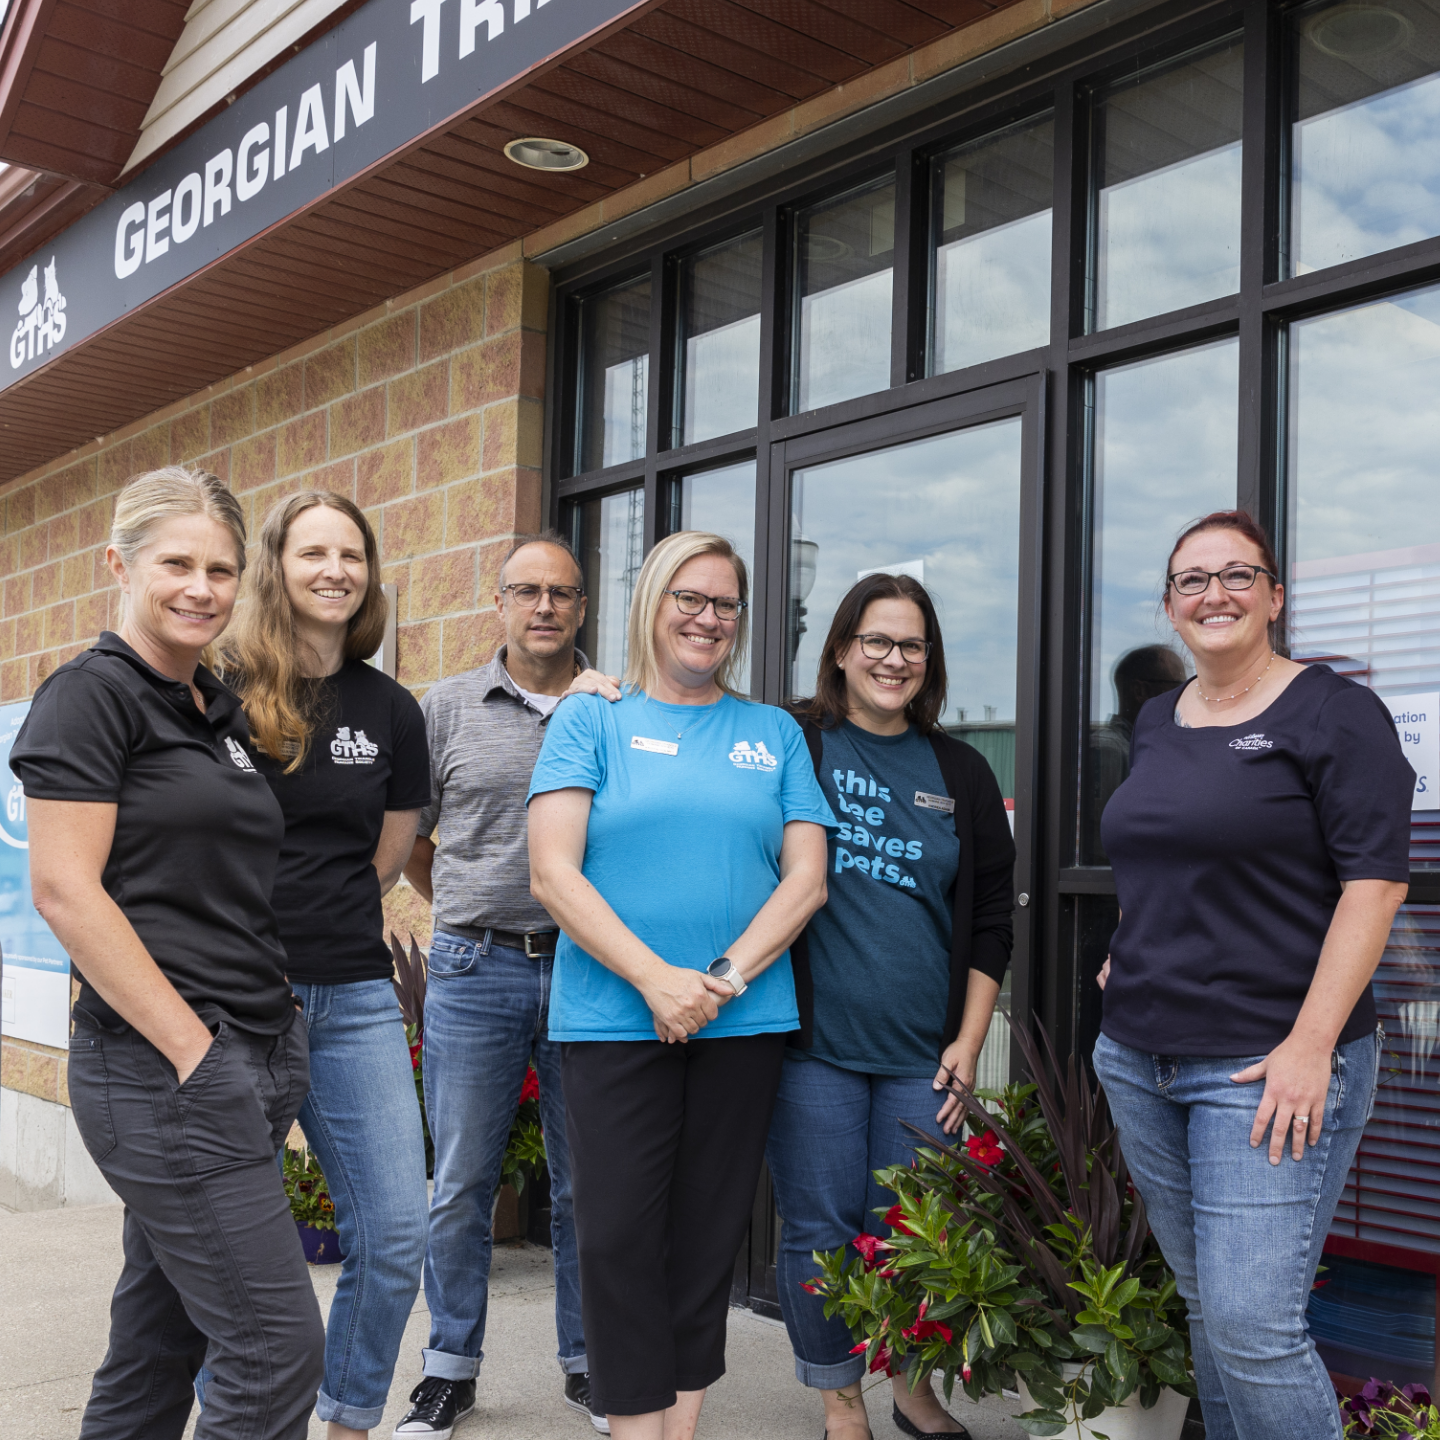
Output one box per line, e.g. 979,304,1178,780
523,931,557,958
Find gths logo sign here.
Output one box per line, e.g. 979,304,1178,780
10,257,66,369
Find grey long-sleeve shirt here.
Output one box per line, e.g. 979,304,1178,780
417,646,586,935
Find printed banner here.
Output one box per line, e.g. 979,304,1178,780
0,702,71,1049
1383,691,1439,812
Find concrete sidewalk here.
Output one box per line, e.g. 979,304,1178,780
0,1203,1027,1439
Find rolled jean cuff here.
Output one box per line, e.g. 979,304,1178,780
558,1352,590,1375
315,1389,385,1430
795,1353,865,1390
422,1347,482,1381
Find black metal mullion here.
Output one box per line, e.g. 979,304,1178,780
892,147,928,387
642,251,668,554
753,205,781,702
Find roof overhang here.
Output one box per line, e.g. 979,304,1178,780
0,0,1023,486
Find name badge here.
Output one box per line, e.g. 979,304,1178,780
914,790,955,814
631,736,679,756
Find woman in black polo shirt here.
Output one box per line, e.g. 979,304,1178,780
1094,510,1414,1440
219,491,430,1440
12,467,325,1439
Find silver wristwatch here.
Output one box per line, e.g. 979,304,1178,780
707,956,747,996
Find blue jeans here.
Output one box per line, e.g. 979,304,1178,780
765,1053,950,1389
421,931,585,1379
293,979,430,1430
1093,1028,1381,1440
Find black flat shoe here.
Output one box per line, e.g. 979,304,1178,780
891,1401,973,1440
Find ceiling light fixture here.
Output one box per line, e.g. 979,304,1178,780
1305,4,1413,58
504,137,590,172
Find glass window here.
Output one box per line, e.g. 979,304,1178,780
1092,38,1245,331
793,177,896,412
1084,338,1239,861
667,459,758,692
931,114,1055,374
1287,283,1440,860
788,420,1023,793
1290,0,1440,276
577,276,651,474
569,487,645,678
677,232,763,446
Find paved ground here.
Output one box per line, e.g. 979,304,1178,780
0,1202,1030,1439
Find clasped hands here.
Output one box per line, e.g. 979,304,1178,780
642,963,735,1044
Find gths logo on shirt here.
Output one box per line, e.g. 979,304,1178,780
729,740,778,771
1228,733,1274,752
330,726,380,764
224,737,257,772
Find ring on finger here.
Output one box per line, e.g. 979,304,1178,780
1294,1115,1309,1127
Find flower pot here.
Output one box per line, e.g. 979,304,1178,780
1017,1363,1189,1440
296,1221,343,1265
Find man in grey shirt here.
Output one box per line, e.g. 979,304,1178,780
394,533,609,1439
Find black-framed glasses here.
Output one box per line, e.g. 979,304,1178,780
664,588,747,621
854,632,931,663
1166,565,1277,596
500,583,585,610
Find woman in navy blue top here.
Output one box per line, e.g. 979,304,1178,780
1094,510,1414,1440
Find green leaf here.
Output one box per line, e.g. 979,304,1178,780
1111,1278,1141,1310
990,1309,1018,1346
1070,1325,1112,1354
1012,1409,1068,1437
1009,1351,1039,1371
1105,1338,1127,1381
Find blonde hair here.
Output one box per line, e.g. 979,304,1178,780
624,531,749,698
218,491,387,773
110,466,247,573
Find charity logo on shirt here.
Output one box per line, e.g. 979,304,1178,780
1229,733,1274,752
224,736,257,772
330,726,380,765
729,739,778,771
829,766,925,890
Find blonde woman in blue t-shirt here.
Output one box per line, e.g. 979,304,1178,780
527,530,835,1440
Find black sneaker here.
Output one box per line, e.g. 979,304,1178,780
393,1376,476,1438
563,1372,611,1434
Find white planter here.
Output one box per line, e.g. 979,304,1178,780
1016,1362,1189,1440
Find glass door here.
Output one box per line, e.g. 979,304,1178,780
735,377,1044,1314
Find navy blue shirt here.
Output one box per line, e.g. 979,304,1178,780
802,722,962,1076
1100,664,1414,1056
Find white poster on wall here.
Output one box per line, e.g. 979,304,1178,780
1383,692,1439,811
0,701,71,1049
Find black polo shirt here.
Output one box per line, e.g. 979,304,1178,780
9,631,294,1034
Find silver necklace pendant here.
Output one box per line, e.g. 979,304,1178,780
1197,650,1275,704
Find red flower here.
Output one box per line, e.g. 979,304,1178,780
965,1130,1004,1167
852,1343,894,1376
852,1233,891,1268
800,1278,824,1295
519,1067,540,1104
903,1319,954,1344
883,1204,915,1235
408,1042,423,1072
962,1362,972,1383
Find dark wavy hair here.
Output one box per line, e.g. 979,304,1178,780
800,572,949,733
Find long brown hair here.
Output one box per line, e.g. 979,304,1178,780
220,491,387,771
800,572,949,733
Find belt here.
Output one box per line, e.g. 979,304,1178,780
489,928,559,958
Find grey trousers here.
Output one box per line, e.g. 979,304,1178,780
67,1011,325,1440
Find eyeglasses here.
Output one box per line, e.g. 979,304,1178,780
500,584,585,610
1166,565,1277,596
665,589,747,621
854,633,931,663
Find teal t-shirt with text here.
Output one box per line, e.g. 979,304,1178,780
527,691,837,1042
803,721,962,1076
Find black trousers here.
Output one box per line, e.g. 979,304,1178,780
562,1032,786,1416
67,1013,325,1440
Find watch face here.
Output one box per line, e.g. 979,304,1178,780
707,958,729,976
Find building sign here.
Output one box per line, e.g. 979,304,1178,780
0,702,71,1050
1385,692,1439,812
2,0,645,390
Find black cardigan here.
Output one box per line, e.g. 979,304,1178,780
789,717,1016,1054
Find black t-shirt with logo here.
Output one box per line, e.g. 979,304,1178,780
248,659,431,985
9,632,295,1034
1100,663,1415,1056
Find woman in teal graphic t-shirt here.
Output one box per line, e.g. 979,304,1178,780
527,530,834,1440
769,572,1016,1440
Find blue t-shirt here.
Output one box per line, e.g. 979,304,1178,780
801,722,962,1076
527,691,837,1042
1100,664,1415,1056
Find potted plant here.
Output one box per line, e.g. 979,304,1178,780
1343,1380,1440,1436
809,1017,1195,1439
283,1145,342,1265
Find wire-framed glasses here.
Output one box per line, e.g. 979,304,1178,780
664,589,747,621
500,584,585,610
854,633,931,663
1166,565,1276,596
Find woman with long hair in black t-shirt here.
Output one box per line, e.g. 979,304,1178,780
219,492,431,1440
13,467,325,1438
1094,510,1413,1440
